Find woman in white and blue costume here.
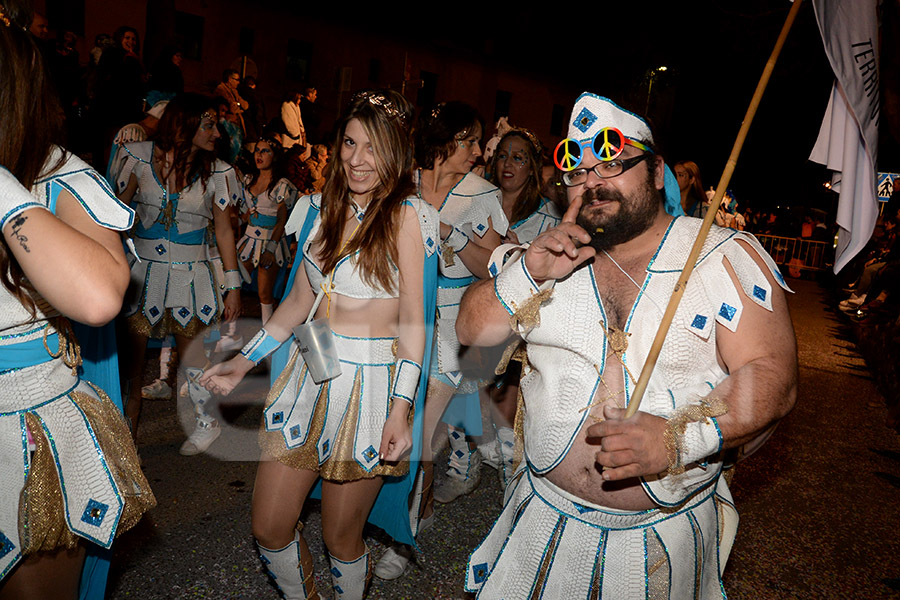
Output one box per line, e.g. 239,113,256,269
479,127,562,487
114,93,242,456
373,101,509,581
0,2,154,597
202,89,438,600
237,135,298,325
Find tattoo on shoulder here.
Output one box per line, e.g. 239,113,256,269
10,214,30,253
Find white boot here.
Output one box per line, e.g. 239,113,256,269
179,367,221,456
258,532,317,599
329,548,370,600
433,426,482,503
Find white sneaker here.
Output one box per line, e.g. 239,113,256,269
179,419,221,456
373,543,413,581
141,379,172,399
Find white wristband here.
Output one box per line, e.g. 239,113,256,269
223,269,242,291
679,416,724,467
390,358,422,405
493,255,549,317
488,243,529,277
444,226,470,252
240,328,283,364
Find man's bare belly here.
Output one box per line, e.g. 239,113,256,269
542,334,657,511
543,419,657,510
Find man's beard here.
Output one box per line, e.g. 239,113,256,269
574,171,661,252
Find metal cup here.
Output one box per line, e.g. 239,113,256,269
292,318,342,384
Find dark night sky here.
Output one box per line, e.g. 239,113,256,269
289,1,887,217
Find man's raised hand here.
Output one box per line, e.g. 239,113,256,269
523,196,596,283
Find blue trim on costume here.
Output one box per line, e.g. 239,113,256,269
525,515,566,599
437,273,477,289
249,213,279,227
650,526,673,599
0,333,58,373
135,221,206,245
687,511,703,599
71,318,130,600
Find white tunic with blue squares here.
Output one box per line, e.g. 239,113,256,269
468,217,791,598
114,142,240,331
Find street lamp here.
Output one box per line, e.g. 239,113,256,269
645,66,668,114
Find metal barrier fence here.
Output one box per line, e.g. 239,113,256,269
753,234,829,272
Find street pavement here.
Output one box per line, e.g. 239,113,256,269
107,278,900,599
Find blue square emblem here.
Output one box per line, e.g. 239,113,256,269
272,411,284,424
753,285,767,301
81,499,109,527
574,108,597,133
155,244,166,255
149,306,160,317
290,425,301,439
363,445,378,461
718,303,737,321
178,307,191,319
0,530,14,559
322,440,329,455
472,562,489,584
200,304,212,315
691,314,707,330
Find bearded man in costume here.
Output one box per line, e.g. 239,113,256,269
457,93,797,599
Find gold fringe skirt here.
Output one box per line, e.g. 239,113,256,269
259,348,413,482
19,386,156,555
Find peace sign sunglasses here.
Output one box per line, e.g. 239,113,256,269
553,127,653,187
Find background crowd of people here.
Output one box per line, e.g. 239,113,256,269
4,4,897,599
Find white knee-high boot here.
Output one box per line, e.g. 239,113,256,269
329,547,371,600
433,425,481,503
258,531,317,599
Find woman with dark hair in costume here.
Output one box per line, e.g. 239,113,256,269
237,134,298,326
492,128,561,243
374,101,508,580
476,128,562,487
202,89,437,600
0,1,154,598
114,92,242,456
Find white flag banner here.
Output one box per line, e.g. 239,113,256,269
809,0,880,273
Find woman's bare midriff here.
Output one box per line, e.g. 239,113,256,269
316,293,400,338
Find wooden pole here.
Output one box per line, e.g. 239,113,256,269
625,0,805,418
